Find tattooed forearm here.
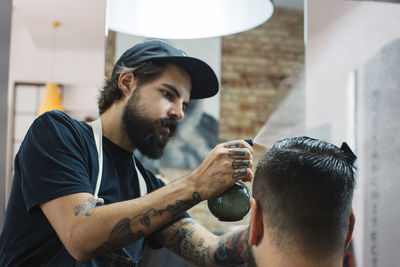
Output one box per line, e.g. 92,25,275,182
93,193,203,257
93,218,146,257
92,209,157,257
208,229,250,265
162,219,196,254
74,198,97,216
158,192,202,219
196,238,208,266
162,219,208,267
162,220,250,266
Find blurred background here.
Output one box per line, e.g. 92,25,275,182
1,0,399,266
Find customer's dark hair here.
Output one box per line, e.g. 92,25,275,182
252,136,356,259
98,61,167,114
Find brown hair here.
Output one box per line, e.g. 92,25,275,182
98,61,167,114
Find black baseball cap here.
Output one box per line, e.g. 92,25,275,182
112,39,219,99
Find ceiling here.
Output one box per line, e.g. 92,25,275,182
12,0,106,51
11,0,303,51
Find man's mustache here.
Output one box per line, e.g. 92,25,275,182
157,117,178,137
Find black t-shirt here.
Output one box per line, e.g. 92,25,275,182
0,111,188,266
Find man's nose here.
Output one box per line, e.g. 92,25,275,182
168,105,184,120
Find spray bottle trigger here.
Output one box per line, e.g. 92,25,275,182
244,138,254,146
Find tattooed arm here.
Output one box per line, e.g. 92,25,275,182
159,217,250,266
40,186,201,261
39,140,253,261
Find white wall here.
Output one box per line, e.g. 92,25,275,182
306,0,400,144
8,15,105,117
306,1,400,266
6,1,106,201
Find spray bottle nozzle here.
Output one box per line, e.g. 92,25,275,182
244,138,254,146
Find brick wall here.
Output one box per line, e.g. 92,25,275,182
219,7,304,143
105,30,116,79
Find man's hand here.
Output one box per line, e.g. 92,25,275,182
188,140,254,200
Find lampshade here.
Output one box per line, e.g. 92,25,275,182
37,83,64,116
107,0,274,39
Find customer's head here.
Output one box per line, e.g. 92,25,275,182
248,136,356,265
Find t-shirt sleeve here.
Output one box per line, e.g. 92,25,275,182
16,111,93,212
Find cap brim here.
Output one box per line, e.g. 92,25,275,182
152,56,219,99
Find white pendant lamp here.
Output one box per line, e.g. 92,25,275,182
107,0,274,39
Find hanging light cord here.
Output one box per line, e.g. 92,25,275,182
50,21,60,83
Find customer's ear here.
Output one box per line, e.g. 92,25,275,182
248,198,264,246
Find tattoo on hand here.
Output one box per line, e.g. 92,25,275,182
92,209,156,257
232,169,248,180
228,148,246,159
158,192,202,219
232,159,250,169
74,198,97,216
224,141,240,148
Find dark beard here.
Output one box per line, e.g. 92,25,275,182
121,89,177,159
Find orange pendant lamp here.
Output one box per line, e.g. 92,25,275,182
37,82,64,116
37,21,64,116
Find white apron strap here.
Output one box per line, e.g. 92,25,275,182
91,118,147,204
133,157,147,196
91,119,104,205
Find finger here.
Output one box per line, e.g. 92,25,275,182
223,140,254,153
232,167,253,182
246,168,254,182
223,140,241,149
232,169,248,180
232,159,253,170
227,148,253,160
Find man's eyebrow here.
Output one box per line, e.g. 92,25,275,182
162,83,181,98
162,83,189,107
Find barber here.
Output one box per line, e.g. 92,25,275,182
0,39,253,266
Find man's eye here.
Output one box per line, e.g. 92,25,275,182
162,90,173,99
